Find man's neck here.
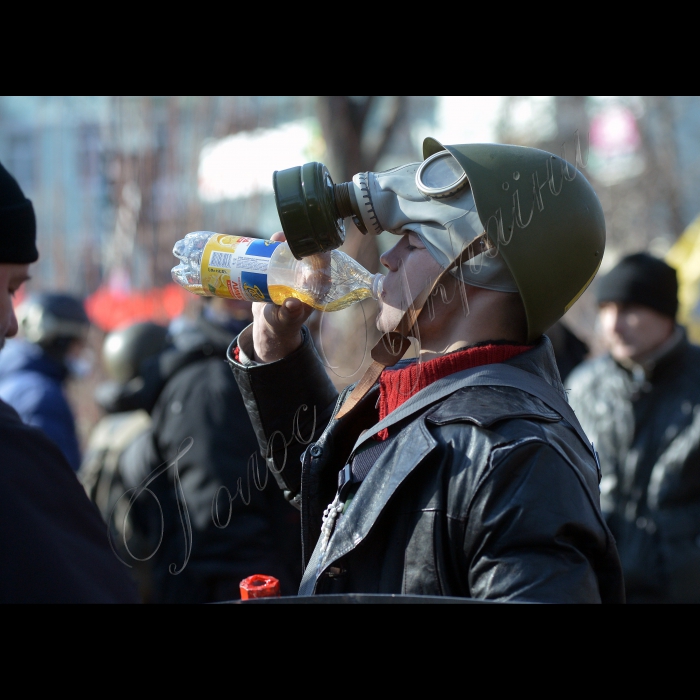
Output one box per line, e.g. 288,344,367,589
412,284,525,361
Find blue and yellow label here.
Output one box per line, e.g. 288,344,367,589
246,239,277,258
241,272,271,302
200,234,278,302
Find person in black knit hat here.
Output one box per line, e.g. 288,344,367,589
596,252,679,336
0,159,139,603
0,162,38,266
0,161,37,352
568,251,700,603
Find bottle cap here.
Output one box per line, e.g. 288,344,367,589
239,574,281,600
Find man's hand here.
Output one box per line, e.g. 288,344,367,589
252,232,314,363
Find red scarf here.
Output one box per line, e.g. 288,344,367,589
376,344,530,440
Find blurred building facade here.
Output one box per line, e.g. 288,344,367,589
0,96,110,294
495,96,700,351
497,96,700,260
0,96,436,300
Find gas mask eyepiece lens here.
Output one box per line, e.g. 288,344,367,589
416,150,468,199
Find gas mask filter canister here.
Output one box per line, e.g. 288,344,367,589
272,151,518,293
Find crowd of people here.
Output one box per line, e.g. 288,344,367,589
0,161,301,604
3,135,700,604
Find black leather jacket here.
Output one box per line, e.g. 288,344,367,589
229,328,624,603
567,330,700,603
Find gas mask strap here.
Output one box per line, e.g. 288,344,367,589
334,232,488,421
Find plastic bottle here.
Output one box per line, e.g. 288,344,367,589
171,231,384,312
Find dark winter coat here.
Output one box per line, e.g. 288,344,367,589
229,327,625,603
0,397,140,603
120,315,302,604
567,329,700,603
0,339,81,471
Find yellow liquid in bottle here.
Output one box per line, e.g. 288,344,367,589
268,285,373,312
183,284,208,297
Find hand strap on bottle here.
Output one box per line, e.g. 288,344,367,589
334,232,488,421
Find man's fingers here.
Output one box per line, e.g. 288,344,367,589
281,297,304,316
248,233,313,362
276,297,314,325
253,297,312,329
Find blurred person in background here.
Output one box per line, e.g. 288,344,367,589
119,293,303,603
0,159,138,602
0,292,91,471
79,321,170,601
567,253,700,603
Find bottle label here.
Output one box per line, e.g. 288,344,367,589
201,235,281,302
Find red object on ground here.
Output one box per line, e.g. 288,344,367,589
239,574,281,600
84,283,189,332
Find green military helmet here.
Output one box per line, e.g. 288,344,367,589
102,321,169,385
423,138,606,343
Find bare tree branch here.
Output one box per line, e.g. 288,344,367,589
363,96,406,172
351,96,375,135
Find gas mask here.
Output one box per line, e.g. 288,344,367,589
273,152,518,294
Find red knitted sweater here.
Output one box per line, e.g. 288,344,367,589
376,343,530,440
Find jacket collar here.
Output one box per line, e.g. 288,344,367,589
349,335,563,455
499,334,565,393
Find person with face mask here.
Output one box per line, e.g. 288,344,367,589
0,160,139,603
227,140,625,603
0,292,91,471
566,253,700,603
